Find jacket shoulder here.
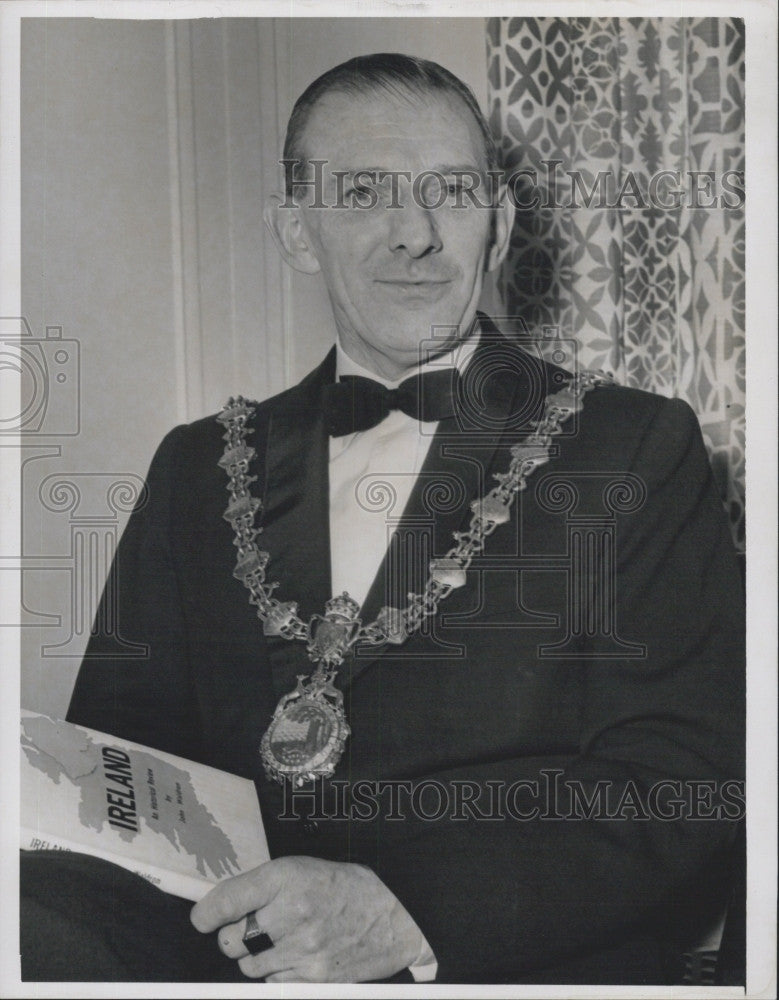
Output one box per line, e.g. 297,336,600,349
584,380,695,423
562,379,704,473
161,360,327,457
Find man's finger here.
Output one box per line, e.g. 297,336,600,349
217,893,291,958
237,945,292,981
190,861,280,933
216,916,250,959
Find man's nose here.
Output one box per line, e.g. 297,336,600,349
387,200,442,258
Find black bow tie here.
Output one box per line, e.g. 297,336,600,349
323,369,459,436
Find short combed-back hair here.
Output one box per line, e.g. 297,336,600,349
283,52,498,195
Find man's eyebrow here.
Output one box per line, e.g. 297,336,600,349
431,163,488,175
332,164,487,179
332,168,388,179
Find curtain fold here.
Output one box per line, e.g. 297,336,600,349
486,17,745,550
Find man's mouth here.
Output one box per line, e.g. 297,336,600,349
376,277,451,284
374,278,452,294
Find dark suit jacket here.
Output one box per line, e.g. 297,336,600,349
68,323,745,984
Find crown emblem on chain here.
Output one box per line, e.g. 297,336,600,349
322,593,360,622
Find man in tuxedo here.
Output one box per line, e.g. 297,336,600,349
22,53,744,984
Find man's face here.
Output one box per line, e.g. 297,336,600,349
292,88,500,378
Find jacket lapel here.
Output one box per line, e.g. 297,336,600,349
354,326,560,683
259,349,335,700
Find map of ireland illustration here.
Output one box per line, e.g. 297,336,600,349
21,715,241,880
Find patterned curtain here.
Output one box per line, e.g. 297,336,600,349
486,18,745,550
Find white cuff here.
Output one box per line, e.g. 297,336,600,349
408,936,438,982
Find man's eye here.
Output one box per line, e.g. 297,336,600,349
447,178,476,202
417,177,463,208
344,184,376,207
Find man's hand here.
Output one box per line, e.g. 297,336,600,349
190,856,426,982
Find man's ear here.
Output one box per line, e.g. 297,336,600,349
263,193,321,275
485,186,516,273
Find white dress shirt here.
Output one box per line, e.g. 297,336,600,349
329,335,478,607
327,332,479,982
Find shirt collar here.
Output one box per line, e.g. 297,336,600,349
335,322,481,388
